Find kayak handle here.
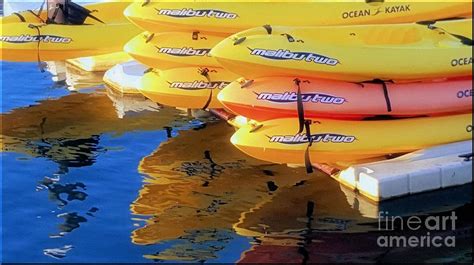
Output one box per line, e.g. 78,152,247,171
365,0,384,3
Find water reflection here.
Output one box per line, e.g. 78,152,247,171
235,179,472,263
56,212,88,235
1,90,180,171
133,121,316,261
2,63,472,262
342,184,472,219
31,136,101,174
43,245,74,260
144,229,235,262
1,88,190,261
37,177,87,207
105,86,161,119
134,121,472,263
44,61,105,91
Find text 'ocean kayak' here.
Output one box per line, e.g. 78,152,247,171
124,0,472,34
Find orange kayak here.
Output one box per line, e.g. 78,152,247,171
218,76,473,121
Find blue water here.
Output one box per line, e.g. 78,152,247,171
1,61,472,263
1,61,251,263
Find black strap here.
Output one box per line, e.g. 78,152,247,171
358,79,393,112
417,21,473,46
164,126,173,138
375,79,393,112
32,0,47,22
202,89,213,110
28,24,45,72
37,0,46,15
199,68,213,110
304,146,313,174
304,120,313,147
84,12,105,24
295,78,316,173
12,12,26,22
294,78,305,134
27,9,46,23
304,120,314,174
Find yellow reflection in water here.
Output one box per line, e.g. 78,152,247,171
1,90,180,165
133,122,317,260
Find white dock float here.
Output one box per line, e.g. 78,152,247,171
67,52,132,72
103,60,146,94
336,140,472,202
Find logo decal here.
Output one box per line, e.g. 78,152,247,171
0,34,72,44
342,4,411,19
451,57,472,67
156,8,238,19
168,80,230,90
256,92,346,105
249,48,339,66
269,133,356,144
457,89,473,99
156,47,210,57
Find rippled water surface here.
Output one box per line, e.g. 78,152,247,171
1,61,472,263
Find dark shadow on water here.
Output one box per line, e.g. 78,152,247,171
38,177,88,207
55,212,88,235
28,136,102,174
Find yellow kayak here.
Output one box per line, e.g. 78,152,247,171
211,19,473,82
0,22,141,62
0,1,141,62
124,0,472,34
231,113,472,165
124,31,225,69
140,67,240,109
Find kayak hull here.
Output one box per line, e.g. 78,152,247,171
0,22,141,62
210,19,473,82
139,67,239,109
218,76,473,121
124,31,224,69
231,113,473,165
124,1,473,34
